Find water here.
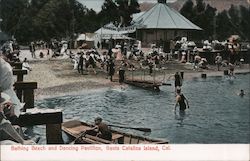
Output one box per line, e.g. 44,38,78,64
34,73,250,144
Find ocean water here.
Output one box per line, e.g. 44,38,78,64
35,73,250,144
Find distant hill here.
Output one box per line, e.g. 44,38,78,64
140,0,250,12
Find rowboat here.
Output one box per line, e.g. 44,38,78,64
124,79,162,91
62,120,168,144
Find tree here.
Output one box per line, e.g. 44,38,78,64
98,0,140,27
116,0,140,26
215,10,232,40
180,0,195,21
98,0,119,26
204,4,217,39
239,5,250,40
0,0,29,37
180,0,217,40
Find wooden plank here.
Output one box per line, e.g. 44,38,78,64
18,110,63,127
23,89,35,109
46,124,63,144
9,62,23,69
13,69,28,75
84,134,112,144
14,82,37,89
17,109,63,144
14,82,37,110
13,69,27,81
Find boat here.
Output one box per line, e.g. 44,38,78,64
62,120,168,144
124,79,162,91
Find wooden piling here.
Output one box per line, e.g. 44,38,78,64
224,70,229,75
201,73,207,78
14,82,37,111
13,69,28,82
46,124,63,144
18,109,63,144
180,71,184,79
9,62,23,69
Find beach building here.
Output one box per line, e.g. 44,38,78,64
76,33,96,49
94,22,135,49
132,0,202,52
93,0,201,51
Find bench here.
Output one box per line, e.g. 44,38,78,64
112,133,124,144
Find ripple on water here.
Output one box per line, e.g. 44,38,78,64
35,74,250,144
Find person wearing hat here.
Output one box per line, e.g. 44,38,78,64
174,88,189,112
0,92,35,145
86,117,112,141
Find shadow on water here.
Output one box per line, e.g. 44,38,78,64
35,74,250,144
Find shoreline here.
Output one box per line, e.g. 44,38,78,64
20,58,249,100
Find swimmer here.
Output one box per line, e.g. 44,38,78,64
238,89,245,97
174,88,189,112
228,63,236,78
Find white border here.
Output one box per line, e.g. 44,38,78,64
1,144,249,161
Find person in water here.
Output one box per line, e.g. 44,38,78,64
87,117,112,141
239,89,245,97
228,63,235,78
174,88,189,112
174,72,182,92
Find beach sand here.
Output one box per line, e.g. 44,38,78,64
19,50,249,100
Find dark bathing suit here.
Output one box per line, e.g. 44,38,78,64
175,74,181,87
178,94,187,111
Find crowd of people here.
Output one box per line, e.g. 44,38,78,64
0,35,247,143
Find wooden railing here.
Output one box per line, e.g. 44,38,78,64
10,62,63,144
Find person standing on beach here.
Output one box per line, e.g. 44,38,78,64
148,59,154,76
29,42,36,58
78,53,84,74
215,53,222,71
174,88,189,112
88,52,97,75
108,59,115,82
119,60,126,84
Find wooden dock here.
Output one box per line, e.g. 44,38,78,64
10,62,63,144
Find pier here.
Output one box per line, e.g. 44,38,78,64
10,62,63,144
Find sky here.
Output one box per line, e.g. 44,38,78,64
77,0,177,12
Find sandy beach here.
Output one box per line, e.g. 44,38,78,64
19,50,249,100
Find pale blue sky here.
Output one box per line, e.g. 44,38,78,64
77,0,176,12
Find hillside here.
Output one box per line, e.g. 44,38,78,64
140,0,250,12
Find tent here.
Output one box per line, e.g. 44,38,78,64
95,23,136,39
76,33,96,41
76,33,96,49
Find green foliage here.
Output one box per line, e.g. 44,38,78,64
180,0,195,21
99,0,140,27
216,11,232,40
180,0,250,41
0,0,140,43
